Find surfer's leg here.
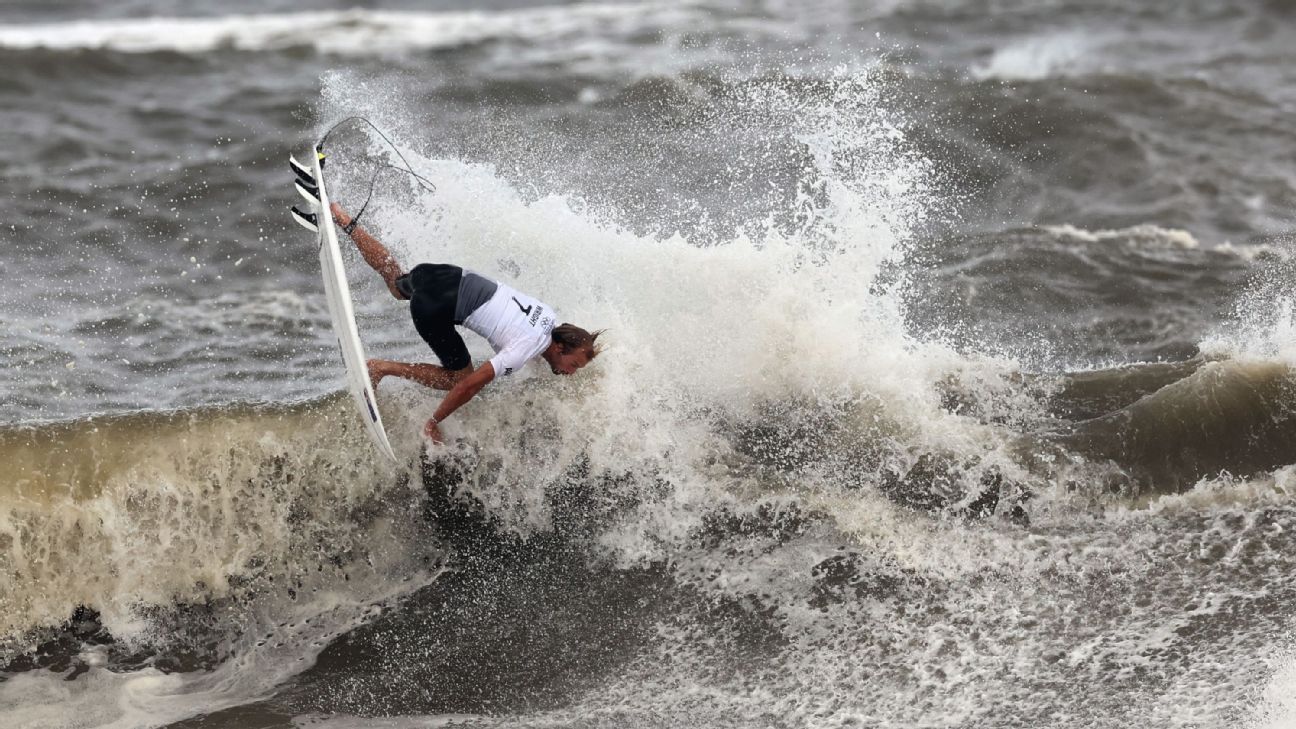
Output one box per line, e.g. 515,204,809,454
368,359,472,391
353,230,406,300
403,268,474,387
331,203,406,299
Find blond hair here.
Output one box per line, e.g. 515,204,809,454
552,324,604,358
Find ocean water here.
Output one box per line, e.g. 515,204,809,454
2,1,1296,727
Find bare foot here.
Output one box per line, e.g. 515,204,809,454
330,202,350,227
366,359,387,392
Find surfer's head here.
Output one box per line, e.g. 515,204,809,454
545,324,604,375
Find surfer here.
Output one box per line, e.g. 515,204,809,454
329,203,602,444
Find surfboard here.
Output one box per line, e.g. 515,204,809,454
289,148,398,462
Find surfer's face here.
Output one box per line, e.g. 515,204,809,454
551,349,591,376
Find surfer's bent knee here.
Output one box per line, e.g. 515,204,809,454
388,269,412,301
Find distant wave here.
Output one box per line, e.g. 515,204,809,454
971,32,1100,81
0,4,694,56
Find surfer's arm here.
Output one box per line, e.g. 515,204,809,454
424,361,496,441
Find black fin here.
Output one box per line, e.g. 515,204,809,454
289,155,316,186
294,179,320,203
290,206,318,233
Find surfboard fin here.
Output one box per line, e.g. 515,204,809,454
289,155,316,186
290,206,318,232
294,179,320,204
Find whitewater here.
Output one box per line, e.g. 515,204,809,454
3,2,1296,728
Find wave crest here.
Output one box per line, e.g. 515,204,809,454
0,4,695,56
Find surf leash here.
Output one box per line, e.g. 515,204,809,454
313,116,439,233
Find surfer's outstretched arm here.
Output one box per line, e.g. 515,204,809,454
331,202,406,300
424,361,496,443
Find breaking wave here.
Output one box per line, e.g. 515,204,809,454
4,61,1296,728
0,5,699,57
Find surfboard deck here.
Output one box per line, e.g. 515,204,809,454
290,149,398,462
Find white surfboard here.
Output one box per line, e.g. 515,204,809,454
290,149,397,462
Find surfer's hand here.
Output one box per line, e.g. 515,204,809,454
330,202,351,227
424,419,445,444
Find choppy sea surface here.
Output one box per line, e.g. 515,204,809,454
3,1,1296,727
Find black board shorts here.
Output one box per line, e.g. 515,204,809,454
395,263,472,371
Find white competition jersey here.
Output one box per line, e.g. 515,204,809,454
462,280,556,377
